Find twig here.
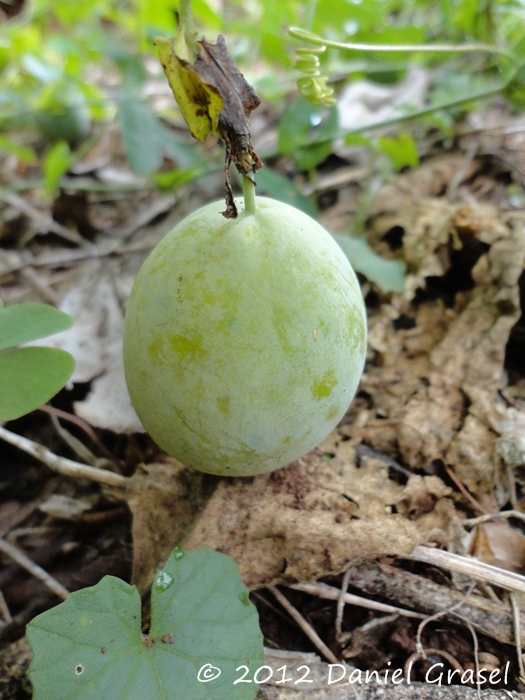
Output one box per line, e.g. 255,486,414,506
38,405,124,470
464,510,525,527
415,582,477,654
0,538,69,600
0,590,13,624
510,592,525,683
268,585,339,664
507,464,518,509
0,425,127,488
463,614,482,700
404,647,464,681
447,142,479,201
289,581,426,619
336,568,352,641
408,545,525,594
48,412,100,466
251,591,302,628
20,266,59,304
340,561,523,648
444,464,489,514
341,613,399,651
0,190,88,246
482,583,502,605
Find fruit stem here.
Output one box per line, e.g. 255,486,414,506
242,174,257,216
179,0,199,58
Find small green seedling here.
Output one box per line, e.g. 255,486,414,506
27,547,264,700
0,301,75,421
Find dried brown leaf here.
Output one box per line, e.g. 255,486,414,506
181,438,454,587
469,521,525,574
196,37,262,217
352,201,525,509
124,460,208,594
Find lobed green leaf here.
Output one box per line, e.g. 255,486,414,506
27,548,264,700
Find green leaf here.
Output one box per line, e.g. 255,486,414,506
279,102,340,170
154,168,201,191
43,141,73,196
21,54,62,83
345,134,374,148
333,234,406,293
255,168,317,218
117,96,165,175
295,104,339,171
0,303,73,351
377,134,419,171
163,133,207,170
0,135,36,163
0,347,75,421
295,141,333,172
277,98,319,155
106,43,146,90
27,548,264,700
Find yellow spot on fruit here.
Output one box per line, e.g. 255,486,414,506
217,396,230,415
169,334,207,360
312,370,337,400
326,405,339,421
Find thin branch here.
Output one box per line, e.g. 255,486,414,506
39,405,124,469
464,510,525,527
510,592,525,683
341,613,398,650
0,538,69,600
0,190,88,246
415,581,477,653
404,647,464,681
0,590,13,624
268,585,339,664
288,581,426,619
463,614,482,700
336,568,352,641
444,464,489,514
0,425,127,488
408,545,525,594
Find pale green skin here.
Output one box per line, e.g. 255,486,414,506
123,197,367,476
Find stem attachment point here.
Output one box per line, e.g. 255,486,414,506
242,174,257,216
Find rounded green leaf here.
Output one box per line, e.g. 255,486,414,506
0,303,73,351
0,347,75,421
27,548,264,700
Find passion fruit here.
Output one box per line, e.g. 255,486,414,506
123,196,366,476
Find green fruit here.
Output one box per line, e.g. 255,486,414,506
123,197,366,477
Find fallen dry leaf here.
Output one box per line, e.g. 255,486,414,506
468,520,525,574
118,435,455,593
30,259,143,432
124,460,208,594
352,200,525,509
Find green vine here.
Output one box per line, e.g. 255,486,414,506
293,46,335,107
289,25,521,114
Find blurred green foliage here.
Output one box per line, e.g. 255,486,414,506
1,0,524,290
0,302,75,421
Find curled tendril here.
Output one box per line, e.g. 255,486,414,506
293,46,336,108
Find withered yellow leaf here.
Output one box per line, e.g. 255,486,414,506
155,35,223,142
